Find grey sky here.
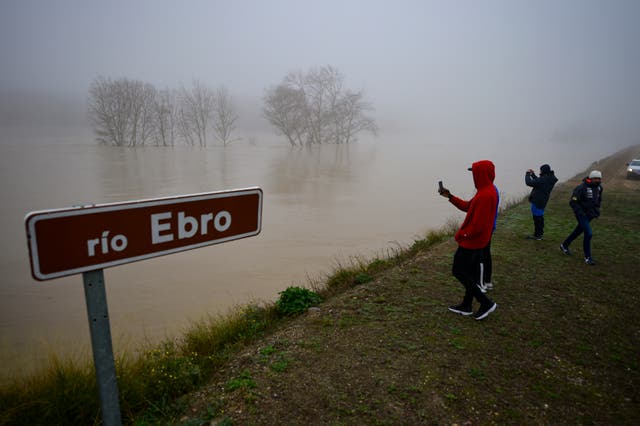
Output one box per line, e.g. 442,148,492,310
1,0,639,140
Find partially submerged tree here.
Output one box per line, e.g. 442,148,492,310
262,85,307,146
128,81,156,146
89,77,239,147
152,89,178,147
212,86,239,146
332,90,377,144
178,81,215,147
263,66,377,146
88,77,157,146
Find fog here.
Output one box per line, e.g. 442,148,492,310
2,0,640,376
1,0,639,146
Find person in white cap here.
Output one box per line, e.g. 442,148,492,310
560,170,603,265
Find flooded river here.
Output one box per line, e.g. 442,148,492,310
0,124,617,379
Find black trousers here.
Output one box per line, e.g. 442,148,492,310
481,241,492,283
533,215,544,237
452,246,493,308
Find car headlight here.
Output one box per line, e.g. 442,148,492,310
629,168,634,172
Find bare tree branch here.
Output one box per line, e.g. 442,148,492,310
212,86,238,146
88,77,157,146
262,66,377,146
263,85,307,146
88,77,243,148
178,81,215,147
152,89,178,146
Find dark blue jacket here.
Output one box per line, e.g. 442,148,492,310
570,178,603,219
525,170,558,209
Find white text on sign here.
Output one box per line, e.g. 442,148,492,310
26,187,262,281
87,210,232,256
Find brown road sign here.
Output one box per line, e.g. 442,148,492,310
25,187,262,281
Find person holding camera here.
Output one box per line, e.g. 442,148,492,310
439,160,498,320
525,164,558,240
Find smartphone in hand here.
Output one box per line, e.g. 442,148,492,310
438,180,444,193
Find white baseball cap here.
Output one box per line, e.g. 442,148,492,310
589,170,602,179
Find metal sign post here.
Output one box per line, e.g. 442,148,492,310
83,269,122,426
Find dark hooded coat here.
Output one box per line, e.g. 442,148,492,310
526,168,558,209
570,177,603,219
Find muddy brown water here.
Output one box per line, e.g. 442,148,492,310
0,125,625,379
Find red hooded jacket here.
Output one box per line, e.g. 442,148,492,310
449,160,498,249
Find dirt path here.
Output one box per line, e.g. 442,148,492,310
577,144,640,191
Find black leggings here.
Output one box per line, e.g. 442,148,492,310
452,246,493,307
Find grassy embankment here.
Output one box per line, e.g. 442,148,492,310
1,146,639,425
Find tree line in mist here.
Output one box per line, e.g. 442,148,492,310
89,78,237,147
88,66,377,147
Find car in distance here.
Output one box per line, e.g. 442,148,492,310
628,159,640,179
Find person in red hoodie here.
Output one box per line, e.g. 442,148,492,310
439,160,498,320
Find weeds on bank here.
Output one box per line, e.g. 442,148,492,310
5,180,637,425
0,303,278,425
317,224,456,298
275,287,322,317
195,179,639,425
0,220,456,425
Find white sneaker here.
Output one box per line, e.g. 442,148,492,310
484,282,494,290
474,302,497,320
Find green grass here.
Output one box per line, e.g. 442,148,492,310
175,180,640,425
1,171,638,425
0,303,278,425
0,223,458,425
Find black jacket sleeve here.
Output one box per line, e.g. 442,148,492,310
569,185,586,217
